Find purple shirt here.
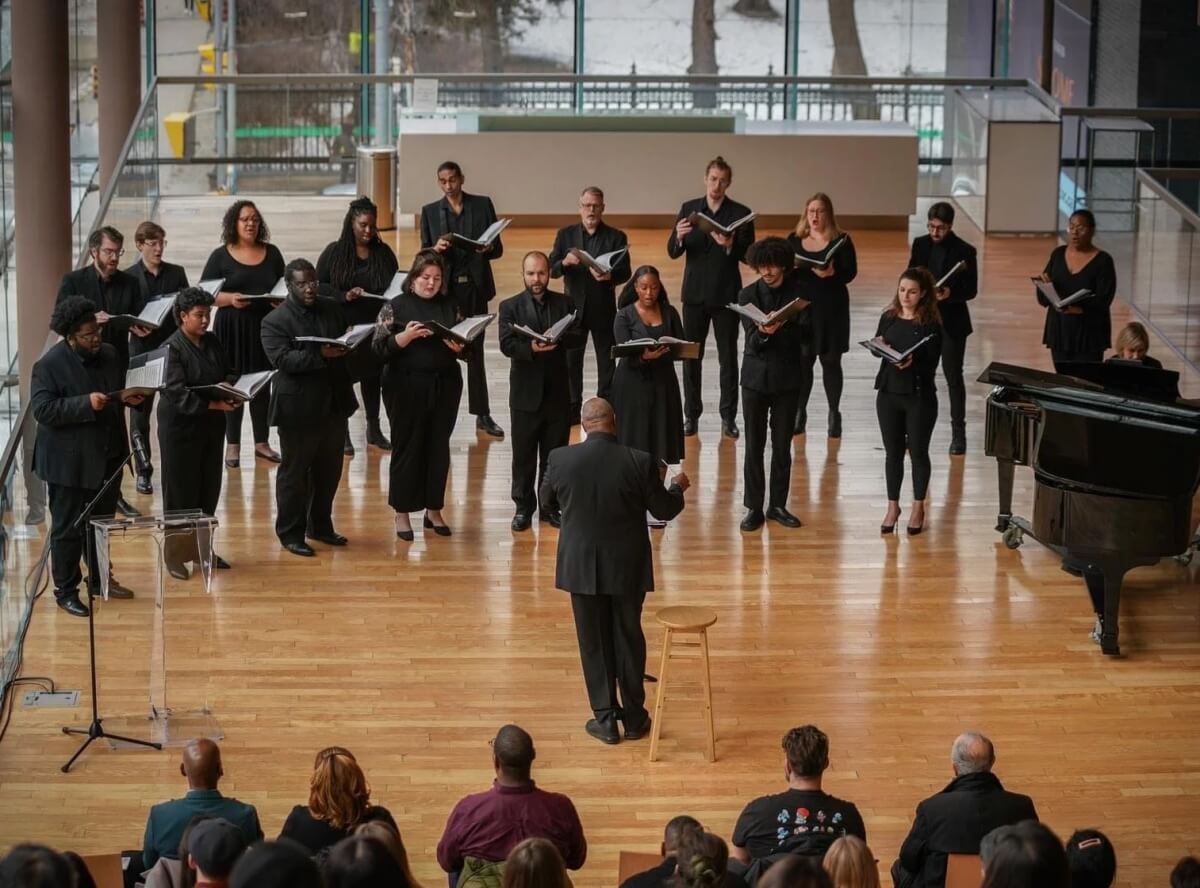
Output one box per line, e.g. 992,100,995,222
437,780,587,872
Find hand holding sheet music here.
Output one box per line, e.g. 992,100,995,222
567,248,627,276
109,346,170,400
360,272,408,302
509,311,579,346
448,219,510,251
189,369,276,404
794,236,847,269
610,336,699,360
726,297,810,328
859,335,935,365
1033,278,1094,311
294,323,376,350
422,314,496,346
687,211,756,238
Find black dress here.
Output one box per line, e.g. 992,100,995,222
611,302,686,465
787,232,858,355
372,291,464,513
1038,246,1116,362
201,243,286,375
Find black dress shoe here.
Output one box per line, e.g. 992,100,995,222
624,717,652,741
794,407,807,435
766,506,803,528
396,528,414,542
367,419,391,451
283,541,316,557
343,430,355,457
115,495,141,518
166,561,190,580
476,414,505,438
106,577,135,599
56,595,89,617
511,512,532,532
423,516,452,537
585,718,620,745
683,419,697,437
212,553,232,569
136,472,154,495
828,410,843,439
539,510,562,528
308,531,348,546
740,509,765,532
722,420,740,439
949,428,966,455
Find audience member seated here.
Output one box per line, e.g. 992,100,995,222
63,851,99,888
502,838,571,888
229,839,322,888
1108,321,1162,368
756,856,834,888
323,834,413,888
437,725,586,887
729,724,866,873
978,821,1067,888
621,816,741,888
1065,829,1116,888
1172,857,1200,888
0,843,75,888
144,813,213,888
823,836,880,888
890,732,1037,888
279,746,397,857
182,817,249,888
141,739,263,871
355,820,424,888
673,827,730,888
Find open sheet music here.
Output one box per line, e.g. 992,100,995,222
294,323,376,349
687,211,756,237
935,261,966,289
509,311,579,345
423,314,496,345
448,219,510,250
568,247,628,275
859,335,935,364
241,277,288,301
726,297,810,327
189,370,276,403
110,346,169,399
794,236,848,268
361,272,408,301
1033,278,1094,310
611,337,700,360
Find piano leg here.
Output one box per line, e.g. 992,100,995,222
1082,562,1126,656
995,459,1015,532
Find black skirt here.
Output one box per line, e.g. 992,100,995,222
612,322,686,464
202,244,286,375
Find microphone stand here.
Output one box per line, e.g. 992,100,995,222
62,451,162,772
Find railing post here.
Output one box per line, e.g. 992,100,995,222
784,0,800,119
573,0,585,112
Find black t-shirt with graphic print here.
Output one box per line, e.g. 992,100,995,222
732,788,866,859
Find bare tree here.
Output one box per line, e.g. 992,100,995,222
829,0,868,76
733,0,780,18
689,0,718,109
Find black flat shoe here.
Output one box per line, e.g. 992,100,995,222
794,408,807,435
881,508,901,534
476,414,505,438
166,561,190,580
106,577,135,599
308,532,348,546
511,512,532,532
367,420,391,451
343,430,355,457
255,447,282,464
683,419,697,437
585,718,620,745
56,595,90,617
828,410,842,439
115,495,141,518
740,509,765,532
395,528,414,542
423,516,452,537
722,420,740,440
283,541,316,557
624,717,652,741
766,506,802,528
225,456,240,468
539,510,562,528
212,554,232,569
949,429,966,455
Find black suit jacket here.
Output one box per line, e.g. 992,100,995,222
498,288,584,413
666,196,754,307
260,296,359,428
891,771,1038,888
30,341,129,489
548,222,632,325
419,193,504,301
127,259,190,354
57,265,146,369
738,277,809,393
539,433,685,596
908,232,978,340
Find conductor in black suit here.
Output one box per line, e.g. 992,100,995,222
31,296,144,617
548,185,632,419
539,398,689,745
261,259,359,557
498,251,585,532
667,156,755,440
420,160,506,439
908,202,978,455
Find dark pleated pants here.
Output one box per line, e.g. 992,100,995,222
159,417,225,564
129,394,156,470
742,386,801,511
384,374,462,513
796,351,845,417
450,279,491,417
570,590,648,727
275,418,347,545
682,302,739,423
876,389,938,500
47,456,123,598
510,405,570,515
224,387,270,445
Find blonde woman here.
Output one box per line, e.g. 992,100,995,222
823,836,881,888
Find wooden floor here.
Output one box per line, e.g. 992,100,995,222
2,197,1198,886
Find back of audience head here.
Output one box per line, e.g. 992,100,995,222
1066,829,1115,888
179,814,216,888
503,837,569,888
951,731,995,775
354,821,422,888
823,835,880,888
182,737,223,789
662,815,702,857
757,855,835,888
673,825,728,888
229,839,322,888
185,817,248,887
62,852,98,888
782,724,829,781
310,746,372,830
1172,857,1200,888
0,844,74,888
492,724,536,781
323,834,409,888
980,821,1068,888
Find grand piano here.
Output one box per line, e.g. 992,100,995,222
980,361,1200,655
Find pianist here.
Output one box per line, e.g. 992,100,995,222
1108,322,1162,369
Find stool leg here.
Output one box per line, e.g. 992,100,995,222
648,628,672,762
699,628,716,762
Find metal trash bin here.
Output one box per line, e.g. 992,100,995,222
356,146,396,230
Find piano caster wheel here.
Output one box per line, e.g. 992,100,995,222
1002,526,1024,550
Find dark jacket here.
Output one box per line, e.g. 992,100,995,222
620,857,744,888
908,232,977,340
142,788,263,870
548,221,632,324
57,265,146,369
261,295,358,428
539,432,685,596
498,288,583,413
126,259,190,354
737,277,809,393
891,771,1038,888
419,192,504,301
30,341,130,489
667,196,755,307
279,804,397,857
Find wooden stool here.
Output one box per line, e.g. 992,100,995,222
649,605,718,762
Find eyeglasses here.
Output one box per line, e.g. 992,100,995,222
97,247,125,259
142,239,167,248
927,223,949,234
580,203,603,211
72,329,102,341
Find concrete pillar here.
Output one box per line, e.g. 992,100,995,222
98,0,142,192
12,0,71,391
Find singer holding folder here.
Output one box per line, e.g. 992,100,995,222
873,269,942,535
31,297,144,617
158,287,237,577
1036,209,1116,372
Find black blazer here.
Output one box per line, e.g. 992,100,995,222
419,193,504,301
737,277,809,393
57,265,146,369
127,259,190,354
908,233,978,340
539,432,685,596
30,340,129,489
666,196,754,307
498,288,584,413
261,296,359,428
892,771,1038,888
548,222,632,324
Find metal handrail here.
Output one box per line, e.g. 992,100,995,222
158,73,1039,88
1136,168,1200,229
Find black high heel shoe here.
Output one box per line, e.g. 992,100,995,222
881,508,902,534
907,507,926,535
423,516,452,537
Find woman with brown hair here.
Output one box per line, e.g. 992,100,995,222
502,838,571,888
823,835,881,888
787,192,858,438
872,268,942,535
673,826,729,888
279,746,397,856
354,820,423,888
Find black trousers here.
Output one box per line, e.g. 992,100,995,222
129,394,156,473
225,387,270,445
385,374,462,513
47,456,123,598
159,422,224,517
876,389,938,501
451,279,491,417
940,332,969,432
566,308,616,407
510,405,569,514
797,351,845,417
358,371,382,423
682,302,739,423
275,417,348,544
1051,349,1104,374
742,386,801,511
570,590,648,727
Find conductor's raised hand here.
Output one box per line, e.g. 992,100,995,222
531,340,558,353
672,471,691,493
88,392,110,411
